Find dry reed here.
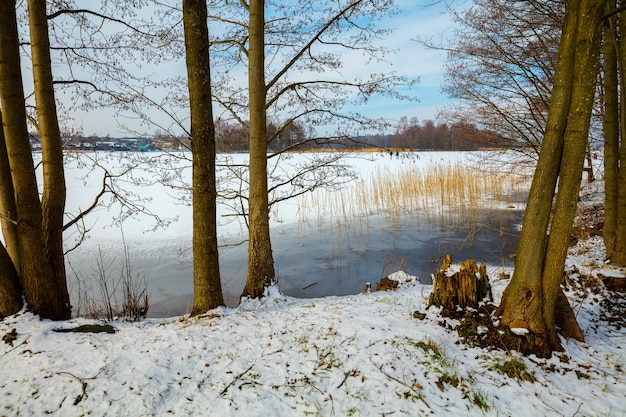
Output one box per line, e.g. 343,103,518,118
296,160,529,237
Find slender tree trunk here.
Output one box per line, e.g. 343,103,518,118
612,3,626,266
0,111,19,267
183,0,225,314
602,6,619,259
499,0,604,356
0,0,69,319
28,0,70,313
242,0,276,299
0,110,21,318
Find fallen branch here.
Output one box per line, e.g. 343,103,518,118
56,370,101,405
220,362,256,397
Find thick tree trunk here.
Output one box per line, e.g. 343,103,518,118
28,0,70,314
0,0,69,319
499,0,604,357
602,6,619,259
615,154,626,265
242,0,276,299
183,0,225,314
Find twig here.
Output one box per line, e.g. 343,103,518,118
0,340,28,360
337,371,351,389
336,369,359,389
0,213,17,225
220,362,256,397
370,358,430,408
302,282,318,290
55,370,100,405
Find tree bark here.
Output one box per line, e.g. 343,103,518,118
183,0,225,314
612,4,626,266
499,0,604,357
0,111,19,267
242,0,276,299
28,0,71,315
602,4,619,259
0,0,69,319
0,241,21,318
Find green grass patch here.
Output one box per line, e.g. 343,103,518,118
489,355,537,383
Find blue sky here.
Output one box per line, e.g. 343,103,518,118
360,0,456,127
47,1,456,137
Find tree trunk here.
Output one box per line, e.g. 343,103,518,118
0,110,22,318
242,0,276,299
0,0,69,319
602,5,619,259
0,110,19,267
183,0,225,314
0,241,21,318
499,0,604,357
28,0,71,315
612,6,626,266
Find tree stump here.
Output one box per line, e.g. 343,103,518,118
427,255,493,316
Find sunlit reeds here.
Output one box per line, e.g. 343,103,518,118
296,160,530,238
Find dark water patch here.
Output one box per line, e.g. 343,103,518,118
272,211,521,302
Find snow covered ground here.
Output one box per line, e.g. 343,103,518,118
1,174,626,415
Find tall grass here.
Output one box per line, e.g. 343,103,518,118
296,160,530,237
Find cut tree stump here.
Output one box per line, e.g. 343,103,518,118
427,255,492,316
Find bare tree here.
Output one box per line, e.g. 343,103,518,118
437,0,564,156
242,0,275,298
209,0,415,299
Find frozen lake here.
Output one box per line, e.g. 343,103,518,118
54,151,528,317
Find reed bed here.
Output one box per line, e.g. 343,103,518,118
295,160,530,238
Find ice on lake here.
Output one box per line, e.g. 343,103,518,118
55,151,527,317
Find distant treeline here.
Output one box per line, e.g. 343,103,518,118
41,119,506,153
215,118,506,153
363,118,506,151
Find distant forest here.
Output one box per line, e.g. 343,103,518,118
362,117,506,151
215,117,506,153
